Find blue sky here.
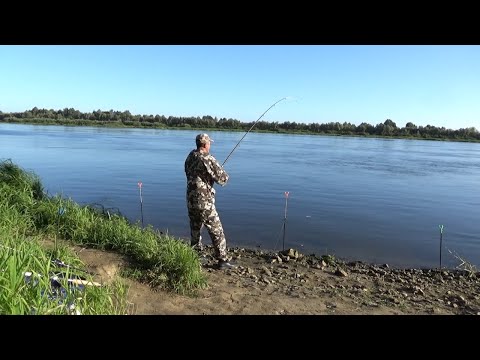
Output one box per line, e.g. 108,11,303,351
1,45,479,130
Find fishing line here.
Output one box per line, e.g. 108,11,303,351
222,97,293,166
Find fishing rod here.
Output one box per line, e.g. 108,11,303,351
51,259,96,275
282,191,289,251
138,181,144,228
222,97,288,166
439,224,444,269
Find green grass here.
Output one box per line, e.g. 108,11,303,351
0,223,131,315
0,159,207,314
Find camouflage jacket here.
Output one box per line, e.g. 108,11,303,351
184,149,229,209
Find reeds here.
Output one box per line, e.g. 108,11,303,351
0,159,206,314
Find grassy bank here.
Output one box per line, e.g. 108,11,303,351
0,160,206,314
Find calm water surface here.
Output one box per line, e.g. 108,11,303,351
1,123,479,269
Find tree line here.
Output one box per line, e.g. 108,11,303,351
1,107,479,142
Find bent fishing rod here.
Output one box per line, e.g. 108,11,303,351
222,97,288,166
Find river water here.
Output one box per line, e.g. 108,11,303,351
1,123,479,269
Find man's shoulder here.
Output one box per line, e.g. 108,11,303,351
185,149,198,159
203,153,219,162
186,150,219,166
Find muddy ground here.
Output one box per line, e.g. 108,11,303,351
72,244,480,315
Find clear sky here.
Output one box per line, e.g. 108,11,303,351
1,45,479,130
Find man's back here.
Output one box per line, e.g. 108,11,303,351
185,149,229,192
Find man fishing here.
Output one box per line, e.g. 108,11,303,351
184,133,236,270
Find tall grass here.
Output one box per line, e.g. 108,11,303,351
0,159,206,316
0,211,130,314
31,193,207,293
0,159,44,201
0,160,130,314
